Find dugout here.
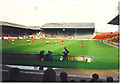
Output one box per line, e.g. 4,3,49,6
41,23,95,39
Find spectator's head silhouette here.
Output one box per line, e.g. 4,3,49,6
107,77,113,82
48,51,50,53
64,47,66,50
90,73,100,82
8,68,20,81
60,71,67,82
92,73,99,79
43,67,56,82
42,50,45,53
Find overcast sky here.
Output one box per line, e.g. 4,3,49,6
0,0,119,32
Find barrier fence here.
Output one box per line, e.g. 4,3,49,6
2,53,93,62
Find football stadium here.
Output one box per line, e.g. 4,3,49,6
0,0,119,82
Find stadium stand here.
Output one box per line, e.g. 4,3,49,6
92,32,119,46
1,21,40,38
1,21,95,40
40,23,95,39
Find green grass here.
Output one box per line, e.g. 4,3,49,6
2,39,119,69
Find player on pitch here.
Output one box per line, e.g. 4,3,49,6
34,38,36,41
27,39,30,45
32,39,34,43
7,38,10,43
62,40,64,45
47,40,49,45
12,38,14,44
7,38,9,43
42,38,44,41
81,41,84,47
55,40,57,45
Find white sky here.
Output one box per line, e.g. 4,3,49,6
0,0,119,32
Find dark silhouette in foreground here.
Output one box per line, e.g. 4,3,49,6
60,71,68,82
43,67,56,82
7,68,20,82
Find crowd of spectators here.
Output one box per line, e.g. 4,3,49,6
39,50,53,61
2,67,115,82
2,26,94,39
2,33,24,37
39,47,69,61
38,31,74,39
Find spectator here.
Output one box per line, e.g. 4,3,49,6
39,50,45,61
90,73,102,82
48,51,53,61
8,68,20,82
43,67,56,82
60,71,68,82
107,77,113,82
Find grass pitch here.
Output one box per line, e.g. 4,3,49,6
2,39,119,69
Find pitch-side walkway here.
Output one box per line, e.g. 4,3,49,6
102,41,118,48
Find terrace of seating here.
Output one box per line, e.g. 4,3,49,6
92,32,119,43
